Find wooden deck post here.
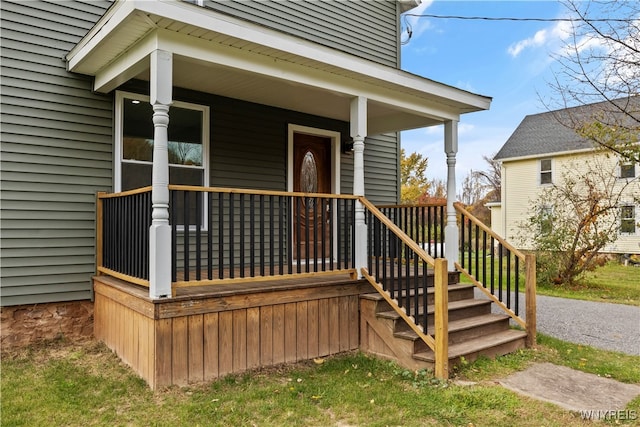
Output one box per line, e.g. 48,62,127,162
434,258,449,379
149,49,173,299
351,96,367,277
444,120,459,272
96,192,105,275
525,253,537,347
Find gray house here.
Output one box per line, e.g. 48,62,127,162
1,0,535,388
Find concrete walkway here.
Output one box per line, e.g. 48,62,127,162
475,290,640,417
500,363,640,416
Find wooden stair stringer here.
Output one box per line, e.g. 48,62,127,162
360,297,435,371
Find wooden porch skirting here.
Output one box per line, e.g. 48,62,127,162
93,274,372,389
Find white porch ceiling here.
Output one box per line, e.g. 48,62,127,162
67,0,491,135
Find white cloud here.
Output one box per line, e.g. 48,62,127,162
507,21,572,58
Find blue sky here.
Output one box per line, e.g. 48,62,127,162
400,0,572,184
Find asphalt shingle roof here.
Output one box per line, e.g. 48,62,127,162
494,97,639,161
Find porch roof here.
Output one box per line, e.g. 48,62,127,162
66,0,491,135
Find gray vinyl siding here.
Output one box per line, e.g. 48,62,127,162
1,0,113,306
200,0,400,68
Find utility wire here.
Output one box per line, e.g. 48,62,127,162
403,14,633,23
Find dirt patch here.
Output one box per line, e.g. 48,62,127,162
1,301,94,349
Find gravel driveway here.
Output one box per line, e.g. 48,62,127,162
476,290,640,356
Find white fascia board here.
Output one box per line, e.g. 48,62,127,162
157,29,460,122
66,0,136,72
138,0,491,111
499,147,596,163
93,33,158,93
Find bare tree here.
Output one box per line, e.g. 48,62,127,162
472,154,501,202
457,170,484,206
548,0,640,162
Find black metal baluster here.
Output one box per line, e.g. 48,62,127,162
336,199,342,270
270,195,275,276
498,244,503,303
350,199,355,269
321,197,326,272
328,199,334,271
218,192,224,279
287,196,293,275
171,191,177,282
183,191,190,282
506,249,511,309
207,192,213,280
260,195,265,276
513,255,520,316
296,197,302,274
229,192,234,279
250,194,255,277
240,193,245,278
482,231,487,287
490,236,495,295
196,191,202,281
279,196,285,275
313,197,318,272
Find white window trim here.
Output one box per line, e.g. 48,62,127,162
619,203,638,235
114,90,210,192
539,158,553,186
619,161,636,180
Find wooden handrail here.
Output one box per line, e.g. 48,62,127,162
454,202,536,347
98,186,152,198
169,185,359,200
376,201,447,209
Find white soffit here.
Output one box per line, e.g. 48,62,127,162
67,0,491,132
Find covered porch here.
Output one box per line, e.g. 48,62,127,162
66,1,536,389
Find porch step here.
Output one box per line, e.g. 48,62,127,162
359,282,527,374
413,329,527,365
393,313,511,350
376,298,492,327
361,283,475,309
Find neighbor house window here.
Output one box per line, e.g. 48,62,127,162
620,162,636,179
116,91,209,191
539,158,552,185
620,205,636,234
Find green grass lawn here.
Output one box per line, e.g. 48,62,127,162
2,336,639,426
459,257,640,306
537,262,640,306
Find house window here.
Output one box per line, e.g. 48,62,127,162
540,158,552,185
620,205,636,234
116,91,209,192
620,162,636,179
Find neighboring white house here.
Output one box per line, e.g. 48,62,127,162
491,99,640,255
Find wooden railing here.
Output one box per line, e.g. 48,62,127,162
455,202,536,347
97,188,152,287
360,198,450,379
168,186,358,289
376,203,446,258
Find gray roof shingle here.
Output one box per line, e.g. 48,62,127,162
494,97,639,161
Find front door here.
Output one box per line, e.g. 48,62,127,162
293,133,332,260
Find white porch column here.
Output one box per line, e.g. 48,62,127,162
351,96,367,277
149,50,173,299
444,120,459,271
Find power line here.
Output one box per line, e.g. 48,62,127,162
403,13,633,23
